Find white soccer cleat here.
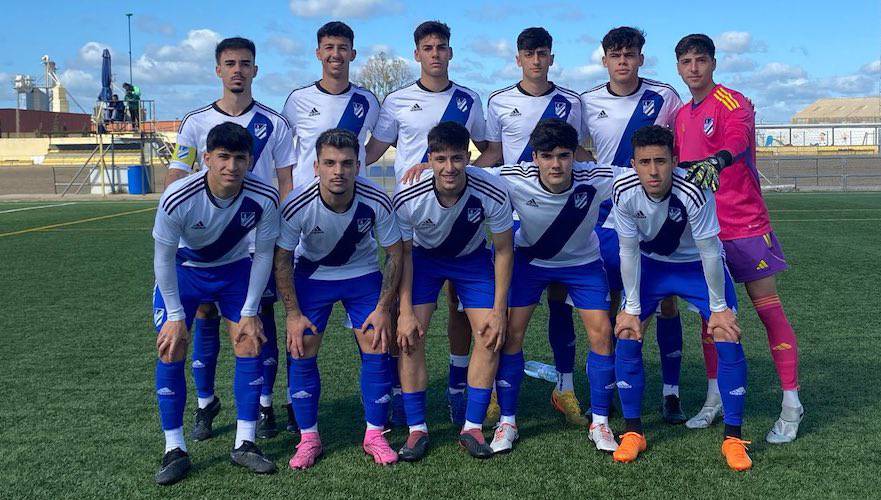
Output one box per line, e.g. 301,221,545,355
766,405,804,444
588,423,618,453
686,400,723,429
489,423,519,454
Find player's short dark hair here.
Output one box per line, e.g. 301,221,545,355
517,27,552,51
215,37,256,63
206,122,253,154
675,34,715,59
414,21,451,46
428,121,470,154
631,125,674,155
602,27,646,53
315,128,360,157
317,21,354,45
529,118,579,153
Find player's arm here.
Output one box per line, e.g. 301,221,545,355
237,220,276,349
614,198,643,340
152,208,187,361
472,141,502,167
276,165,294,200
360,199,404,352
396,239,423,354
167,124,199,189
365,136,392,165
485,228,513,352
274,206,318,357
366,99,398,165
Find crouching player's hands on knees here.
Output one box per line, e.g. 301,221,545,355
615,311,643,341
396,311,422,354
157,319,189,362
708,308,741,342
286,312,317,358
478,309,507,352
361,307,391,353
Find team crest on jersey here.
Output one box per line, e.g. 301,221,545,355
574,192,589,209
253,123,268,140
554,102,568,118
353,103,365,119
642,99,655,116
467,208,482,223
357,217,373,233
456,97,469,112
668,207,683,222
240,211,257,228
176,145,190,160
704,118,714,135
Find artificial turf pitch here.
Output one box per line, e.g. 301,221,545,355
1,193,879,498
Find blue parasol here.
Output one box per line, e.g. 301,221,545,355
99,49,112,102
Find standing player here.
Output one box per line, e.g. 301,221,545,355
152,122,279,484
580,27,687,423
674,34,803,442
612,125,751,471
366,20,488,426
393,122,513,460
274,129,403,469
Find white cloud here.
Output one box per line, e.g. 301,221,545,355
134,15,175,37
78,42,112,68
152,29,221,63
715,31,766,54
468,37,514,60
718,54,757,73
289,0,402,18
131,29,222,85
861,60,880,74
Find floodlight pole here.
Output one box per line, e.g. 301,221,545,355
127,13,133,86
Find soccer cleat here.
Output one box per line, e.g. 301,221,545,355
155,448,191,485
363,429,398,465
484,390,500,426
489,423,519,454
289,432,323,470
459,428,494,459
398,430,429,462
447,390,466,426
721,437,753,471
662,395,687,425
285,403,300,434
766,405,804,444
588,423,619,453
686,400,723,429
190,397,221,441
612,432,646,463
256,405,279,439
231,440,277,474
389,392,406,428
551,389,590,426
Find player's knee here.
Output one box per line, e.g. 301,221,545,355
711,328,740,344
589,324,613,354
159,342,188,364
616,328,639,341
233,336,262,358
659,297,679,318
505,325,526,350
195,302,219,319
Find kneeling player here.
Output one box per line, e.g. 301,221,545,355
611,125,751,471
486,119,617,453
394,122,513,460
152,122,279,484
274,129,403,469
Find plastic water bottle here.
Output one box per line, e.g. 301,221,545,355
524,361,559,383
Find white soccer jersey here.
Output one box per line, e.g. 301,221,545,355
486,83,584,164
277,176,401,280
153,169,280,268
612,168,719,263
281,82,380,188
170,100,295,185
495,162,618,267
372,81,486,184
393,167,512,258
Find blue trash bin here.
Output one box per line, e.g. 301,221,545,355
127,165,150,194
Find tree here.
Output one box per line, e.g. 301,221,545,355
356,52,413,102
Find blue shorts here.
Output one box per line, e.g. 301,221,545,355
636,257,739,322
412,247,495,309
510,252,610,310
596,226,623,293
152,258,251,332
294,271,382,334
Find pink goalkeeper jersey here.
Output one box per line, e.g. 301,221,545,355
674,84,771,240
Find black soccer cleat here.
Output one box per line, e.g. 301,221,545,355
458,429,494,459
155,448,192,486
190,397,221,441
256,405,279,439
662,395,687,425
231,440,277,474
398,431,429,462
285,403,300,434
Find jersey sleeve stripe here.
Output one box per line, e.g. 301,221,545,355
671,185,702,208
354,180,391,199
161,177,205,212
243,179,280,205
282,185,319,218
500,171,538,179
583,82,606,95
356,191,394,214
165,181,206,214
286,184,320,208
254,101,292,129
392,184,433,210
355,185,393,212
467,174,506,200
713,91,739,111
470,185,505,205
556,86,582,101
243,186,279,207
243,176,279,193
177,104,212,134
488,84,518,103
392,177,433,203
672,178,707,205
284,192,319,220
612,178,642,204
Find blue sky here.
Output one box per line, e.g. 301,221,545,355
2,0,878,123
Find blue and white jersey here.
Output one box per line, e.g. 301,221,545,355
612,168,719,263
581,78,683,228
277,176,400,280
495,162,617,267
153,169,280,268
171,100,295,185
281,82,380,188
393,166,512,258
373,81,486,184
486,83,584,164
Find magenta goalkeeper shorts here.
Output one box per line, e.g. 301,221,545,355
722,231,789,283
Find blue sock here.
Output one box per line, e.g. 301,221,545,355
388,355,401,392
656,314,683,387
548,300,576,374
288,356,321,429
191,317,220,399
615,339,645,420
234,356,263,422
259,306,279,399
716,342,748,426
496,351,525,417
156,359,186,430
587,351,615,417
448,355,468,393
402,391,427,426
465,385,492,425
361,353,391,427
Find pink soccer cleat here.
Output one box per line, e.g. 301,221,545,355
363,429,398,465
289,432,323,470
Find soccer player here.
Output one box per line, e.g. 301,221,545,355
580,27,688,423
282,21,380,188
673,34,803,442
485,119,618,454
393,122,512,460
366,20,488,426
611,125,751,471
274,129,403,469
168,37,295,441
152,122,279,484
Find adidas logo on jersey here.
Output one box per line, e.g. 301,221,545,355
510,108,521,117
191,221,205,229
635,210,646,219
310,226,324,234
597,110,608,119
418,218,435,228
526,198,539,207
410,103,423,112
309,107,320,117
756,259,769,270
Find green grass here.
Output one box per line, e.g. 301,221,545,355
1,193,879,499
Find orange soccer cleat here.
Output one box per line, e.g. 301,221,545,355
612,432,646,463
721,436,753,471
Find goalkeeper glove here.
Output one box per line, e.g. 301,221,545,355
681,151,732,192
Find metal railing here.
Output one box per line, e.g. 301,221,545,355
757,154,881,191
